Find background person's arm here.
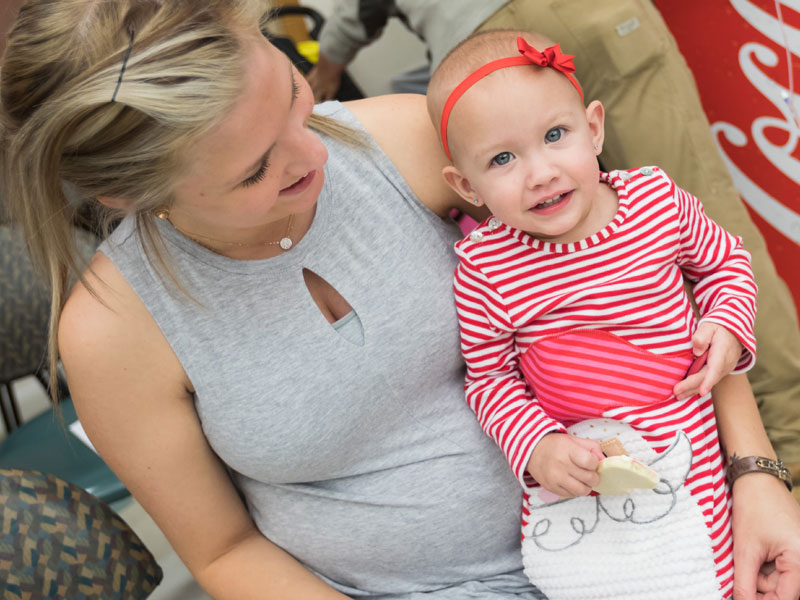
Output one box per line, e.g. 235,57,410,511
308,0,394,101
713,374,800,600
59,252,349,600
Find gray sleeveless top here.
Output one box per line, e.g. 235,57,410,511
100,102,543,599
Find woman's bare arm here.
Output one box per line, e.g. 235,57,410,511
345,93,489,221
59,252,348,600
713,374,800,600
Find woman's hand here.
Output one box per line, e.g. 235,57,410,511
731,473,800,599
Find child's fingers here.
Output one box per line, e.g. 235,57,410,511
570,436,605,463
566,442,601,489
553,474,594,498
698,329,740,395
674,369,704,399
699,355,725,396
692,322,714,356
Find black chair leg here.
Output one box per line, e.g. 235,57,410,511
0,383,21,433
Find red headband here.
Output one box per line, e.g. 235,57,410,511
440,37,583,160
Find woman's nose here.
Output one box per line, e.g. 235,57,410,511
285,122,327,173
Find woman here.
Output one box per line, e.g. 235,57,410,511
2,1,798,598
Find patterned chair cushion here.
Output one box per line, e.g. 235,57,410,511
0,469,162,599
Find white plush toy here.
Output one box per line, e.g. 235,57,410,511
521,419,720,600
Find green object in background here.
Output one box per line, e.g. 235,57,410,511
0,397,128,505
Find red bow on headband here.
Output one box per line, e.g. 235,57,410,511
517,38,578,80
439,36,584,160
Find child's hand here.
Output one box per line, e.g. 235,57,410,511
526,433,603,498
673,321,743,400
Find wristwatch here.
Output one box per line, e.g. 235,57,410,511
727,455,793,492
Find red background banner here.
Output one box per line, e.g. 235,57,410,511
655,0,800,318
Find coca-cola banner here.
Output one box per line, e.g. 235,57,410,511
655,0,800,315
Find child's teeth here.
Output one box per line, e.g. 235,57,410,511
540,193,563,207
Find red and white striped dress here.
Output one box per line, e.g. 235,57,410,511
454,167,757,598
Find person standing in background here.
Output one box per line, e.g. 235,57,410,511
307,0,800,482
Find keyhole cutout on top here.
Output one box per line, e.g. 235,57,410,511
302,268,352,323
302,268,364,346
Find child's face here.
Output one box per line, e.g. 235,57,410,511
443,67,612,244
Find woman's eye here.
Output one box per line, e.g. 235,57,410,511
545,127,564,143
491,152,514,166
241,158,269,188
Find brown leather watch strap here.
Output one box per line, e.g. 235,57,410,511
727,455,793,492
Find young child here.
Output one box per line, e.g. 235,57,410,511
427,30,758,599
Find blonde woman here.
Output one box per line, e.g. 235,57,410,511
1,1,798,598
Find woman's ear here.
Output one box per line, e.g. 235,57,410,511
585,99,606,155
442,165,483,207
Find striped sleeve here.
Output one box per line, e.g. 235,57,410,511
671,173,758,372
454,256,566,489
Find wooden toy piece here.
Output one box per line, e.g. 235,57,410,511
599,437,628,457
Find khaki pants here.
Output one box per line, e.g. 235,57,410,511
480,0,800,468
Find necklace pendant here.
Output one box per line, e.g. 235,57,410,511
279,237,293,251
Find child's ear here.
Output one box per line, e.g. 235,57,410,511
585,99,606,156
442,165,484,206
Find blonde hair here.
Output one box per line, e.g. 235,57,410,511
0,0,352,400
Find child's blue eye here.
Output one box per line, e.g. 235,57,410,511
491,151,514,166
545,127,564,143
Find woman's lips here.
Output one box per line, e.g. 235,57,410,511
279,170,315,195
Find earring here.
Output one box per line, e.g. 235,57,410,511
593,145,600,151
473,199,480,204
155,208,170,220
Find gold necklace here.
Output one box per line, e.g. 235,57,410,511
156,210,295,251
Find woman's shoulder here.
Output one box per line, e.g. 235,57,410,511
61,251,142,337
340,94,462,217
59,251,191,399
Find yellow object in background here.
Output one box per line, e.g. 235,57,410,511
296,40,319,64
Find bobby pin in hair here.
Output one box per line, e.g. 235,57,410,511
111,28,135,103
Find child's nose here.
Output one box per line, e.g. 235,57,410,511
525,158,559,189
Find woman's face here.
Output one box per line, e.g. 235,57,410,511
168,32,328,241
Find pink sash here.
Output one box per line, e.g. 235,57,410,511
519,329,693,425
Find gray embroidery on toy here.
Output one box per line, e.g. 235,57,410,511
526,431,692,551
